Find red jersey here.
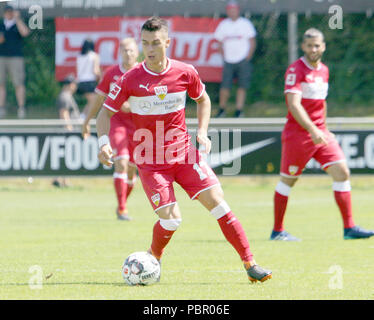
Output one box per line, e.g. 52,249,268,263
95,64,134,126
103,58,205,169
284,56,329,131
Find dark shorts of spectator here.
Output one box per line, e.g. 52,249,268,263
77,81,97,94
221,59,252,90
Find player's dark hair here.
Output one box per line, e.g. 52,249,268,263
81,39,95,55
303,28,325,42
141,16,168,33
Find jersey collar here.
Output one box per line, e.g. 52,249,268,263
142,58,171,76
301,56,321,70
119,62,138,74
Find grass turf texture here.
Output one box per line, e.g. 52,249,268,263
0,175,373,300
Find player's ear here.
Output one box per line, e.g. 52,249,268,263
321,41,326,52
165,37,171,49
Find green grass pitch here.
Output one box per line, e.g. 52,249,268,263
0,175,373,300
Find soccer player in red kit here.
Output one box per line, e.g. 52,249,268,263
96,17,272,283
271,28,374,241
82,38,139,220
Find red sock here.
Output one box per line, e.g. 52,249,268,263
273,191,289,232
114,177,128,213
126,183,134,198
217,211,253,262
334,191,355,229
150,221,175,260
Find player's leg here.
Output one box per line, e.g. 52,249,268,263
9,58,26,118
235,60,252,117
271,133,312,241
113,158,131,220
126,137,137,199
82,91,96,119
0,58,6,118
150,203,182,261
176,151,271,283
271,175,300,241
137,167,180,262
197,185,272,283
217,62,233,117
325,161,374,239
126,163,137,198
109,117,132,220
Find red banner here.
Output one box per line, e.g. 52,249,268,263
55,16,223,83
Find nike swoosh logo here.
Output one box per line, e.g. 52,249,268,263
202,137,276,169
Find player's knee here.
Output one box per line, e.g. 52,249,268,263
115,159,128,173
280,176,297,187
160,218,182,231
340,167,350,181
210,200,231,220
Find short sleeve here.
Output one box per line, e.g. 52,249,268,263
213,21,225,42
186,65,205,100
95,68,112,96
57,95,68,110
284,65,303,96
246,19,257,38
103,75,128,113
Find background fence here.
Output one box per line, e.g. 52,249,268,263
9,12,372,115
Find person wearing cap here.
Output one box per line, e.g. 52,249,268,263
214,1,257,118
0,5,29,119
57,75,80,131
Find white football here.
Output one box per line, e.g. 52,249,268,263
121,251,160,286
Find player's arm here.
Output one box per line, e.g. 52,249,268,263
59,108,73,132
96,107,115,167
196,91,212,154
286,92,328,145
82,94,105,139
14,10,30,37
246,37,256,61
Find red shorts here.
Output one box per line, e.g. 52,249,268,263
137,147,220,211
109,114,135,165
280,129,346,178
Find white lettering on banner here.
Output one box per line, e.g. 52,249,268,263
364,134,374,168
13,136,39,170
0,136,12,170
55,32,121,66
0,135,100,171
65,136,81,170
170,32,222,66
82,136,100,170
38,136,50,170
50,137,65,170
55,17,223,81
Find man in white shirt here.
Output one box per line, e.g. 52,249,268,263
214,1,256,118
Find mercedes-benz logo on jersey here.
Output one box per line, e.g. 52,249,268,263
154,85,168,100
139,100,152,113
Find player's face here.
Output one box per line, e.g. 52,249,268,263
141,29,170,67
226,7,240,20
120,42,139,67
4,10,14,20
302,36,326,64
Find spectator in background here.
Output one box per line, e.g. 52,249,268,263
76,39,101,120
214,0,256,118
0,4,29,119
57,75,80,132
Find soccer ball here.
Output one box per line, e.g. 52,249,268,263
121,251,161,286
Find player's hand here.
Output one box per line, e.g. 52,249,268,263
121,101,131,113
81,122,90,140
310,128,328,145
197,131,211,154
98,144,113,167
14,10,21,20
